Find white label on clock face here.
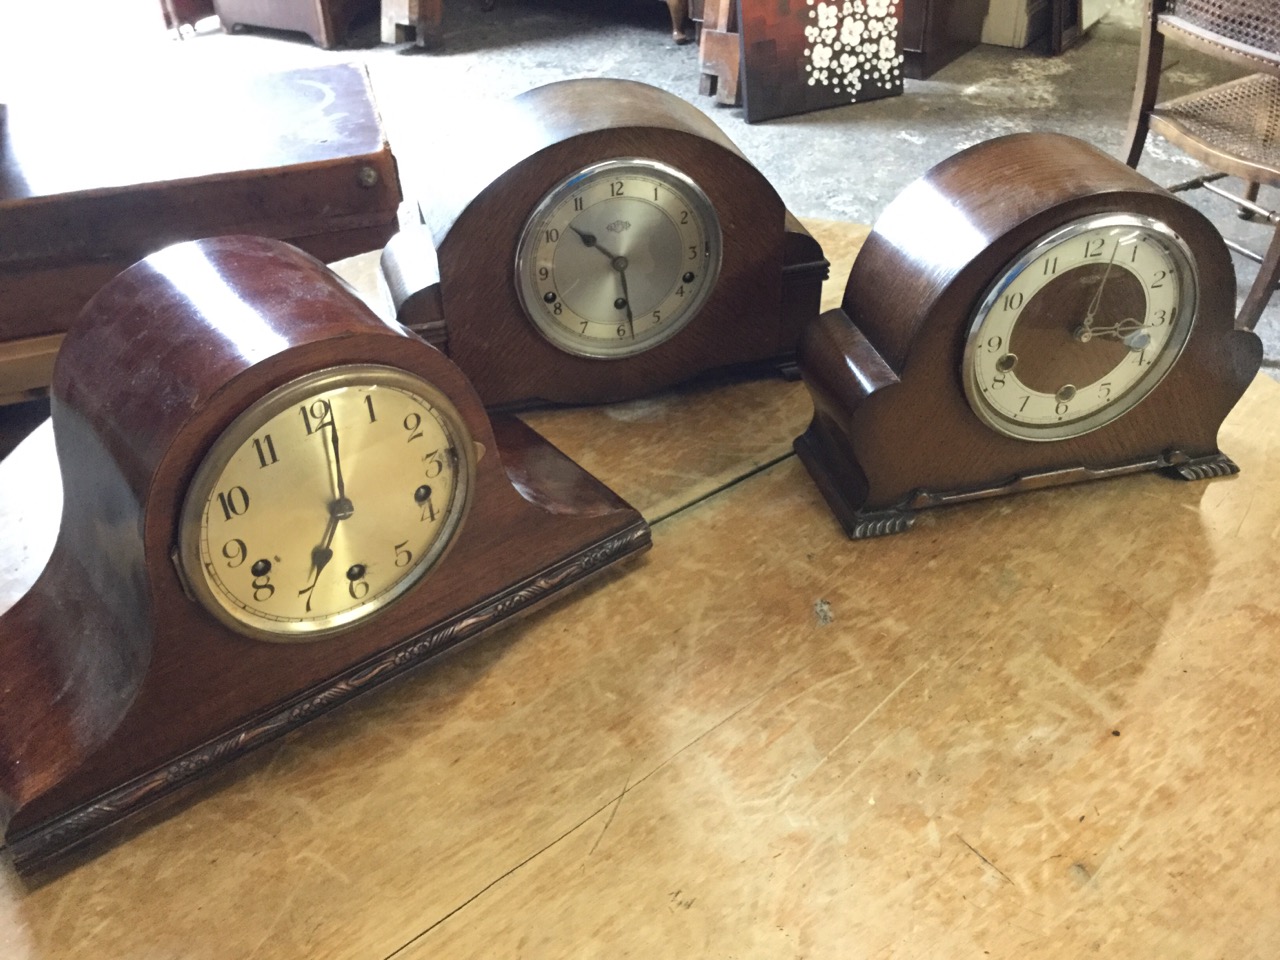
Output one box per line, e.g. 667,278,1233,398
964,215,1197,441
516,159,722,358
187,368,471,639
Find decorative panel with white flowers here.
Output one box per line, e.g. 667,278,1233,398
739,0,905,123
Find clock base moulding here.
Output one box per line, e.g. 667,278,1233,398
0,236,651,878
794,133,1262,539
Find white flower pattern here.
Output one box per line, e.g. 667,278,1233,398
803,0,902,101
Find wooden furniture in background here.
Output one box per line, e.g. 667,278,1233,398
0,63,401,405
2,218,1280,958
901,0,991,78
1124,0,1280,331
380,0,689,48
697,0,740,105
212,0,376,46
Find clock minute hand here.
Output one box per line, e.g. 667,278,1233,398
1077,243,1120,341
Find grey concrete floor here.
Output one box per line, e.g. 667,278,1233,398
2,0,1276,373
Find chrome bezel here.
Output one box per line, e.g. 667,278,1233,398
514,157,724,359
961,212,1199,442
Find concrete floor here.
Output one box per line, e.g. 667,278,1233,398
1,0,1276,373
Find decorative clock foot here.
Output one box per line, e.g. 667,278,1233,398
846,508,917,540
1168,452,1240,481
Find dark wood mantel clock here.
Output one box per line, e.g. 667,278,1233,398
795,133,1262,538
380,77,828,408
0,235,650,876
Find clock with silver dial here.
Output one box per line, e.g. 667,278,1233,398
515,158,723,358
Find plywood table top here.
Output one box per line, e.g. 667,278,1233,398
2,219,1277,959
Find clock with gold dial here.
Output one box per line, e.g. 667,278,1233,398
0,234,650,875
178,365,474,640
794,133,1260,539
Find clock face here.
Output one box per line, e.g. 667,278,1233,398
514,157,723,358
178,365,474,641
963,213,1198,441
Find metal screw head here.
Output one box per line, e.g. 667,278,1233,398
357,166,380,188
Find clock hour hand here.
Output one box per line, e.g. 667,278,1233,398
569,225,621,261
298,511,340,612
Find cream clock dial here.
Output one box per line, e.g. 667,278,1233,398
178,365,474,640
963,213,1198,441
515,157,723,358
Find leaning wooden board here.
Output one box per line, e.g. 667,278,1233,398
0,62,401,404
2,220,1278,958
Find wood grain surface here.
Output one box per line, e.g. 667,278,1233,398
3,219,1275,958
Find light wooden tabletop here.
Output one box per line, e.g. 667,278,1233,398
3,220,1278,959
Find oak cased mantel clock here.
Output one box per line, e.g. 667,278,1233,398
795,133,1262,538
380,78,828,408
0,236,650,875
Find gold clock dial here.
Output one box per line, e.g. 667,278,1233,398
178,365,474,641
515,158,723,358
963,213,1198,441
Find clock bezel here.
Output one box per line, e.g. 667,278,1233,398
513,156,724,360
961,212,1200,442
176,363,476,642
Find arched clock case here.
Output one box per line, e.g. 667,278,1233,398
0,236,650,876
795,133,1262,538
380,77,828,408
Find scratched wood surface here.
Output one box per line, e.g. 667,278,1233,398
4,220,1279,958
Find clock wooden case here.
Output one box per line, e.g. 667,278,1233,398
0,235,650,876
380,77,828,408
795,133,1262,538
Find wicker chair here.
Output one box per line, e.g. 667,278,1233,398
1123,0,1280,331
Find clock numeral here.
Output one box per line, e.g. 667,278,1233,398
216,486,250,521
1001,292,1024,312
1150,269,1167,289
1042,256,1059,276
538,266,550,281
1084,237,1106,258
985,335,1003,352
573,196,583,211
404,412,423,442
616,324,628,338
544,228,560,243
252,434,278,468
365,395,377,423
991,373,1007,390
680,210,689,225
1055,401,1071,416
251,574,274,603
1130,243,1141,263
348,578,370,601
1098,381,1113,401
553,301,564,315
1018,395,1031,412
421,498,438,522
1137,348,1152,367
610,180,624,197
676,285,685,298
222,539,247,568
422,448,446,479
1152,308,1169,326
580,321,590,334
653,186,660,201
394,540,413,568
688,245,698,260
299,399,334,436
652,310,662,323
